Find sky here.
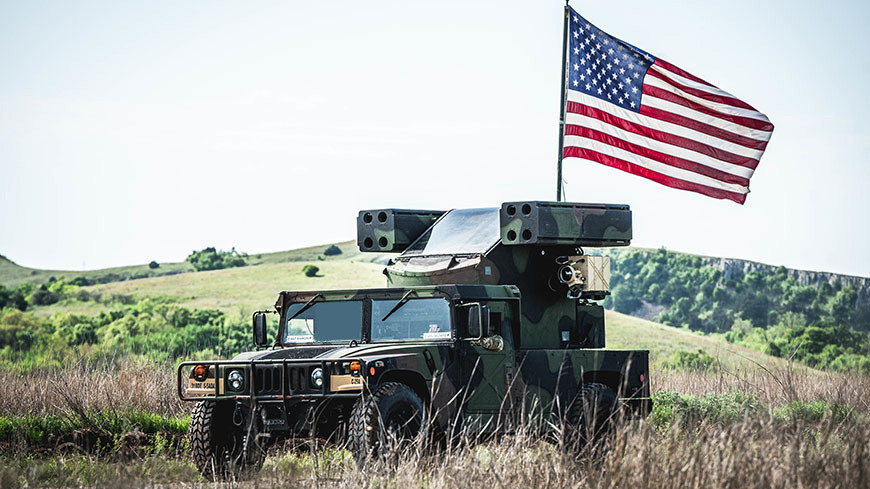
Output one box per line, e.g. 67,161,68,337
1,0,868,277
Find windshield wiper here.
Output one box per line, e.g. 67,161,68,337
380,290,417,322
286,293,323,322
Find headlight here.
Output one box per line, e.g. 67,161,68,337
310,368,323,389
228,369,244,391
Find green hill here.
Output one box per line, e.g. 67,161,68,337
1,242,791,372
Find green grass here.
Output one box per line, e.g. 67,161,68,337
0,254,193,288
0,240,382,289
0,411,187,446
606,311,792,370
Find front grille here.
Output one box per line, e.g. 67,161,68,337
254,365,282,395
287,366,310,393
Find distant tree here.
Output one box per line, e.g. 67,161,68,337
29,285,59,306
0,285,28,311
324,245,342,256
186,247,247,271
149,261,160,269
302,265,319,277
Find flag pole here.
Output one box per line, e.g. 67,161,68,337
556,1,569,202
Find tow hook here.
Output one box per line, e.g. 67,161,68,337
233,403,244,426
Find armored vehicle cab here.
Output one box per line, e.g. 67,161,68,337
179,201,649,479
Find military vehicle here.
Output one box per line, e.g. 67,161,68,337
178,201,650,479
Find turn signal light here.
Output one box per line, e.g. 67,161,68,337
193,365,207,381
350,361,361,376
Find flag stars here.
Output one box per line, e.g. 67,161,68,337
568,14,647,111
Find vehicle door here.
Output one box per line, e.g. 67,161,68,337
458,300,517,414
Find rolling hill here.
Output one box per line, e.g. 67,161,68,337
1,241,792,371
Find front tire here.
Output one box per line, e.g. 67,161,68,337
348,382,428,465
189,401,265,481
566,383,617,450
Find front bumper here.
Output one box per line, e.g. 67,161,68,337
177,358,366,401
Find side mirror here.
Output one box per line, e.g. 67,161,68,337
465,303,490,339
253,313,269,347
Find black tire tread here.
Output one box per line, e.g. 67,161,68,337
348,382,423,464
567,382,617,447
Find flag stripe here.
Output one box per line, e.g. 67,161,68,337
566,93,764,164
642,95,772,141
564,147,748,204
564,130,751,186
639,104,771,151
644,76,772,126
643,84,772,132
646,67,759,112
566,106,759,170
644,85,773,132
653,58,717,91
565,113,754,178
564,135,749,193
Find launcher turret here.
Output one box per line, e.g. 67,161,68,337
356,201,632,350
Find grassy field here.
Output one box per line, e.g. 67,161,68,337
2,242,867,488
1,361,866,489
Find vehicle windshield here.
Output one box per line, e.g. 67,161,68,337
402,208,500,256
371,297,452,341
283,301,363,344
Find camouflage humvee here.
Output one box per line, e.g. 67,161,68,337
178,201,650,479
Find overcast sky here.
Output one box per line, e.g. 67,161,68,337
1,0,868,277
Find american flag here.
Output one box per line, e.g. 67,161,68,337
563,8,773,204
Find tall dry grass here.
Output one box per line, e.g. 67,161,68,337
0,358,184,418
1,359,869,488
2,358,867,417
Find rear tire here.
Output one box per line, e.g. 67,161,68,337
567,383,617,450
189,401,265,481
348,382,428,465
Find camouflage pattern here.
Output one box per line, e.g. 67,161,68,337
357,209,444,252
500,201,632,247
177,202,650,447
